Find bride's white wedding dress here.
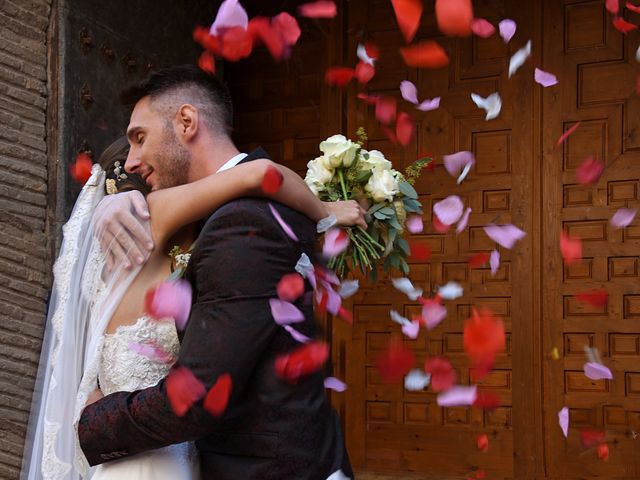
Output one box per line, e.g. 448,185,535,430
90,316,199,479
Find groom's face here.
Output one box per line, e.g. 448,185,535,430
125,96,191,191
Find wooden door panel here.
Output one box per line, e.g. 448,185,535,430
542,0,640,478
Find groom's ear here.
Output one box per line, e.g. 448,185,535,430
175,104,198,143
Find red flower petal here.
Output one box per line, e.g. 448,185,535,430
70,153,93,185
575,288,608,308
220,26,253,61
274,341,329,383
248,17,287,60
435,0,474,37
298,0,338,18
261,164,284,194
391,0,423,43
198,51,216,74
424,356,456,392
469,252,490,268
203,373,232,417
476,433,489,452
463,307,505,370
166,366,206,417
381,125,398,144
325,66,355,86
375,96,397,125
277,273,305,302
400,41,449,68
408,240,432,261
626,1,640,13
607,0,620,13
560,230,582,265
376,340,415,383
271,12,301,46
356,92,379,105
354,61,376,83
581,428,606,448
472,390,500,410
364,41,380,60
598,443,610,461
613,16,638,33
193,26,220,52
432,214,451,233
338,306,353,324
396,112,415,146
575,156,605,185
556,121,581,146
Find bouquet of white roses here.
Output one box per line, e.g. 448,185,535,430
305,129,430,278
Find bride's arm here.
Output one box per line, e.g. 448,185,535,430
146,159,363,246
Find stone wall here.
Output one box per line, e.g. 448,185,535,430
0,1,53,478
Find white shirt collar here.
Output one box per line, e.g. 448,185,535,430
216,152,248,173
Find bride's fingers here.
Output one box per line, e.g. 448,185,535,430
104,230,132,270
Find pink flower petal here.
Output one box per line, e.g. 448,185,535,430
128,341,175,364
556,121,581,147
534,68,558,87
483,224,526,249
324,376,347,392
422,302,447,330
210,0,248,36
400,80,419,104
298,0,337,18
584,362,613,381
471,18,495,38
456,207,472,234
490,249,500,275
437,385,478,406
144,280,193,330
402,319,420,339
269,298,305,325
391,277,423,300
498,19,517,43
323,228,350,257
324,283,343,315
416,97,440,111
611,208,637,229
433,195,464,226
406,214,424,234
443,151,475,179
284,325,311,343
269,203,299,241
558,406,569,438
575,157,605,185
338,279,359,298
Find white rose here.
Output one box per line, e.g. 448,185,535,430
365,168,399,203
305,157,334,195
319,134,359,168
360,149,392,172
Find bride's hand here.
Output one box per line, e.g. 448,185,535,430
323,200,367,229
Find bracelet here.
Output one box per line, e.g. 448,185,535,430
316,213,337,233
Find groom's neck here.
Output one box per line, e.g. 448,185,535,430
188,136,240,181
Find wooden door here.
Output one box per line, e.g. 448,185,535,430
337,1,541,478
541,1,640,478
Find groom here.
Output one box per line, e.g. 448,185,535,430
78,65,353,479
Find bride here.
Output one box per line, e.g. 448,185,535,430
23,136,364,480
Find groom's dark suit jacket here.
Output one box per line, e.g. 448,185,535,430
78,149,353,479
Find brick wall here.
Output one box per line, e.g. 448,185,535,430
0,0,53,478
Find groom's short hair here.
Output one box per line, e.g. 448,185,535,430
121,65,233,136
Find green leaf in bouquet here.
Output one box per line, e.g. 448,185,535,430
399,257,410,275
367,203,386,215
399,181,419,199
388,214,402,231
395,237,411,256
403,198,423,213
377,207,396,216
368,226,380,243
374,210,389,220
354,169,373,184
383,252,402,270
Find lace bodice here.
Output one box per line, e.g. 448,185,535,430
99,316,179,396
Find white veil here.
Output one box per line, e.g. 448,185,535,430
22,165,145,480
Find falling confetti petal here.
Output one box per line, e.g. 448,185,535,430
277,273,305,302
443,151,475,183
490,249,500,275
203,373,232,417
483,224,526,249
323,228,350,257
402,320,421,339
284,325,311,343
598,443,610,461
376,341,416,383
422,301,447,330
128,341,174,364
575,289,608,308
498,19,517,43
269,203,299,241
324,376,347,392
464,307,505,375
470,92,502,120
560,230,582,265
338,279,359,298
70,153,93,185
433,195,464,225
432,214,450,233
581,428,606,448
576,156,605,185
613,16,638,33
269,298,305,325
556,121,581,146
471,18,496,38
391,0,424,43
274,341,329,383
406,214,424,234
469,252,490,268
628,1,640,13
558,406,569,438
261,165,283,194
396,112,416,146
477,433,489,453
551,347,560,360
400,41,450,68
392,277,423,300
400,80,440,111
166,366,206,417
298,0,337,18
607,0,620,13
438,281,464,300
357,42,378,65
534,68,558,87
325,66,355,87
375,96,398,124
198,51,216,74
424,356,456,392
473,390,501,410
210,0,249,36
144,280,193,330
408,241,432,261
584,362,613,380
404,368,431,391
435,0,474,37
456,207,472,233
354,61,375,83
437,385,478,406
611,207,637,229
508,40,532,78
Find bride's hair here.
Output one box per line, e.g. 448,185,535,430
99,136,150,196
